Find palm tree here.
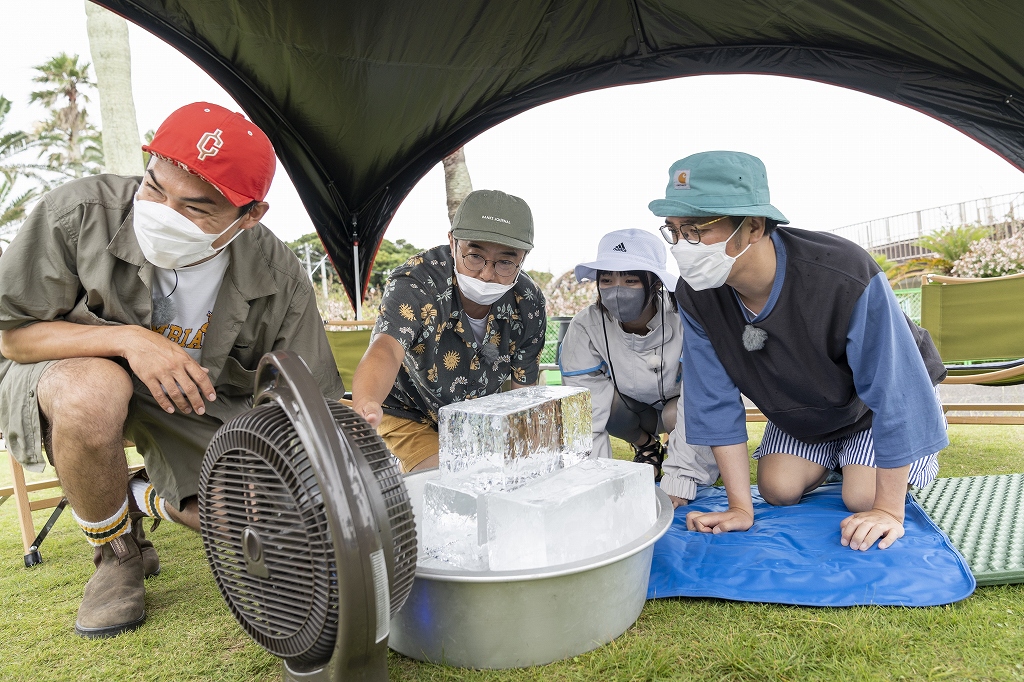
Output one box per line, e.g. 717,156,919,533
0,180,35,235
0,95,37,247
0,95,31,184
882,223,996,286
443,147,473,224
916,224,993,273
86,3,143,175
28,52,103,180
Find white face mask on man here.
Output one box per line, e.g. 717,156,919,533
454,270,517,306
670,217,751,291
133,196,245,270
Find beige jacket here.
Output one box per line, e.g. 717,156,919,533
0,174,344,470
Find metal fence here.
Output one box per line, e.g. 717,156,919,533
893,288,922,325
828,191,1024,261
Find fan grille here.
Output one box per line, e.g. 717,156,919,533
200,403,338,666
325,402,417,615
200,400,417,668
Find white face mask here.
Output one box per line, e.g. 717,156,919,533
670,217,751,291
133,197,245,269
455,270,517,306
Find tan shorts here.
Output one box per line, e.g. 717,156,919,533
377,414,439,472
0,357,239,510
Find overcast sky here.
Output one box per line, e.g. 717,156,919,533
3,1,1023,277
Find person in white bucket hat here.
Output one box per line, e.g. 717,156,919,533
559,229,716,491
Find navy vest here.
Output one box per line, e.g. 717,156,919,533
677,227,945,444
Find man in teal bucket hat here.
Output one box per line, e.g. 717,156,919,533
652,150,948,551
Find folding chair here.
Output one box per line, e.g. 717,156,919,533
920,272,1024,424
0,442,143,567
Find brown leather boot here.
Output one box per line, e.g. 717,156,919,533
129,512,160,578
74,532,146,638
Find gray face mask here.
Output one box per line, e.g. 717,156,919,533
600,286,648,324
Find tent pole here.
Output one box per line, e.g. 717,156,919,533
352,215,361,320
320,258,328,302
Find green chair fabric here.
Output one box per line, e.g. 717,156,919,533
325,329,372,392
920,275,1024,386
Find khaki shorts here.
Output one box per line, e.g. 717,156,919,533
122,374,228,510
377,414,438,472
0,358,235,510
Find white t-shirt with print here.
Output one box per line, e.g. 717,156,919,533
150,250,230,362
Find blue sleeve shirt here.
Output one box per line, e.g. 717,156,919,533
681,233,948,466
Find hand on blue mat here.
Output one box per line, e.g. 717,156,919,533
646,484,976,606
686,506,753,534
840,508,905,550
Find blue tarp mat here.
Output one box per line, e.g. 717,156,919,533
647,483,975,606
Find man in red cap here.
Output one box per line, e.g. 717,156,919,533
0,102,344,637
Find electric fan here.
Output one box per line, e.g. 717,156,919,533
199,351,417,681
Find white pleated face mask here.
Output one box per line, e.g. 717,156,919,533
455,270,517,306
670,217,751,291
133,197,245,269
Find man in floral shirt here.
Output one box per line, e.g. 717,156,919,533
352,190,547,471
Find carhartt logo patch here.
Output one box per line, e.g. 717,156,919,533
196,129,224,161
673,169,691,190
612,242,627,252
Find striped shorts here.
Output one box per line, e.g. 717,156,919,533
751,422,940,488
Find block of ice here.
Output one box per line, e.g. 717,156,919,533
485,458,657,571
419,467,505,570
438,386,592,482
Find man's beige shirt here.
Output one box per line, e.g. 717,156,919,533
0,174,344,470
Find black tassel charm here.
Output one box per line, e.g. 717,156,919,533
742,324,767,351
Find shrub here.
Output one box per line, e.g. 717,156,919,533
916,223,994,274
951,231,1024,277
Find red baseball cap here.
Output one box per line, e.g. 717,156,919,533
142,102,276,207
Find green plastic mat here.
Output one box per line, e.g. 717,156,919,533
913,474,1024,586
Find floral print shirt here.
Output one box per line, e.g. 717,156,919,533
374,244,547,427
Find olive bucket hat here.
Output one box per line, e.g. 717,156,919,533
648,151,789,224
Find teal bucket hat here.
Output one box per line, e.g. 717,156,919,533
648,151,789,224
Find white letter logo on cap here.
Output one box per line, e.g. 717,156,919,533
673,169,691,190
196,128,224,161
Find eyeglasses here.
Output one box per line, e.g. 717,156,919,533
660,216,729,245
457,243,522,277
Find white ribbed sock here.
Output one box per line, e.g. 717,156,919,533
72,497,132,547
129,477,172,521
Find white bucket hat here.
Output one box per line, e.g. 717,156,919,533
574,228,677,288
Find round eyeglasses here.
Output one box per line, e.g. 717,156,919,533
457,245,522,278
660,216,729,245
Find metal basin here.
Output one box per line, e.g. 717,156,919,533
389,468,674,669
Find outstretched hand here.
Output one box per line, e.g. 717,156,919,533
686,507,753,534
123,328,216,415
840,508,905,550
355,400,384,427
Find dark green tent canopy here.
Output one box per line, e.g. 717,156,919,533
94,0,1024,306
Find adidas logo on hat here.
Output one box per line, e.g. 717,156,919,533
612,242,627,252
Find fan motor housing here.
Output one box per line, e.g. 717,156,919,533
199,351,416,680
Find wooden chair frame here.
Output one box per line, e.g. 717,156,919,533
1,450,144,566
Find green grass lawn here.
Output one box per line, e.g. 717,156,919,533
1,425,1023,681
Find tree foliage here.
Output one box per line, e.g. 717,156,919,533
915,224,994,274
0,95,36,242
525,269,553,288
370,238,422,287
28,53,103,181
286,233,424,289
